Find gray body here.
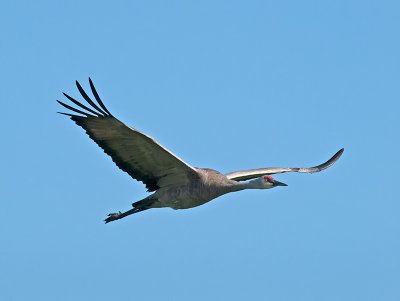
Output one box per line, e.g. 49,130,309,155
57,79,344,223
152,168,242,209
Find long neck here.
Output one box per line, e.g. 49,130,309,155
228,178,263,192
241,178,264,189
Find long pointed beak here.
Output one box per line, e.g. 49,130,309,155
273,180,288,187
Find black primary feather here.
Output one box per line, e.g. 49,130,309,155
89,78,113,116
62,92,103,117
75,80,109,116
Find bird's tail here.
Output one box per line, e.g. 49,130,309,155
132,197,157,211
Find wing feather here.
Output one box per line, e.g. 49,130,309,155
62,92,103,117
57,100,96,117
225,148,344,181
58,79,198,191
89,77,113,116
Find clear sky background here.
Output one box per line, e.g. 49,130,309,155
1,1,399,300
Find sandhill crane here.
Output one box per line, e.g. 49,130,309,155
57,79,344,223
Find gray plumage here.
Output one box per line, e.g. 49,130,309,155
58,79,344,223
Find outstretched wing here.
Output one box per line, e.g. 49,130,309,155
57,78,198,191
225,148,344,182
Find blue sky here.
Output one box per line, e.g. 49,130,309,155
1,0,399,300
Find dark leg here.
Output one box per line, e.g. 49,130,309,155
104,207,142,223
104,198,157,223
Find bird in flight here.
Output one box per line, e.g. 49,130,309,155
58,79,344,223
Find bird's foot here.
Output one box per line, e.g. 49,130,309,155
104,211,122,224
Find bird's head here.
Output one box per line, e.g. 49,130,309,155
255,175,288,189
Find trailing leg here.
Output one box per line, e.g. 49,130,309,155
104,197,157,224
